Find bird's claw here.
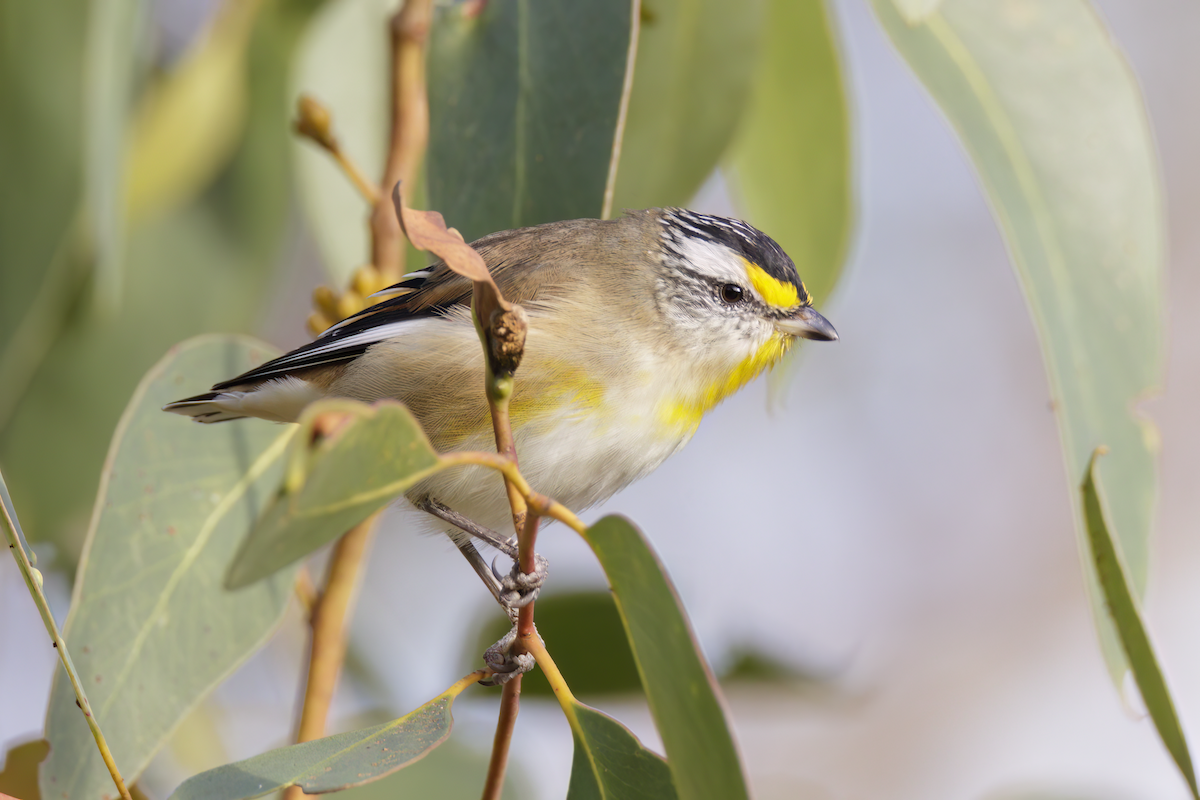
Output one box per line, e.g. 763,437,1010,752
494,553,549,610
480,626,535,686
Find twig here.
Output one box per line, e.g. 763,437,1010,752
371,0,432,283
0,469,134,800
282,513,378,800
293,94,382,206
481,678,521,800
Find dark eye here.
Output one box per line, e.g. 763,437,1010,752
719,284,745,304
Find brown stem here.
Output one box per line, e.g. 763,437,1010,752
481,677,521,800
282,513,378,800
371,0,432,283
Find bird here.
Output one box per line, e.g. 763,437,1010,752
164,207,837,606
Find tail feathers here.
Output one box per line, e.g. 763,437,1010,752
164,376,321,424
162,392,249,423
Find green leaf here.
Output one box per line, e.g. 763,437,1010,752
726,0,851,307
426,0,637,241
40,336,297,800
332,736,529,800
870,0,1165,682
610,0,767,210
0,0,326,556
471,591,642,698
0,0,88,433
566,702,678,800
291,0,393,282
582,516,748,800
226,399,442,589
167,673,479,799
1081,450,1198,799
83,0,148,311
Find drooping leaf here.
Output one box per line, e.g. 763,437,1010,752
167,673,481,800
40,337,297,800
566,702,678,800
583,516,748,800
226,399,442,589
610,0,767,210
870,0,1165,681
426,0,637,241
1081,451,1198,799
726,0,851,307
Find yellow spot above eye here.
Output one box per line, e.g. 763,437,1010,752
744,260,800,309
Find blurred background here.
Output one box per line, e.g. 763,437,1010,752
2,0,1198,798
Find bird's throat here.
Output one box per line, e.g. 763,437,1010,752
657,333,793,434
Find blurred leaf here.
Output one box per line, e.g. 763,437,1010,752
1081,451,1198,799
125,0,264,223
566,703,678,800
893,0,942,24
83,0,148,311
291,0,393,282
719,646,818,686
426,0,636,242
473,591,642,698
0,0,88,432
167,673,480,799
333,735,528,800
0,206,279,560
583,516,748,800
0,739,48,800
610,0,766,210
0,0,328,557
726,0,851,307
227,399,442,589
871,0,1165,682
41,337,297,800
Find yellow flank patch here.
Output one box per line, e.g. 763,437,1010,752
744,260,799,309
658,333,794,433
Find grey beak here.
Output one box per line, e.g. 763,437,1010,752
775,306,838,341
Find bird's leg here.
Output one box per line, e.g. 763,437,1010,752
415,498,549,610
416,498,541,685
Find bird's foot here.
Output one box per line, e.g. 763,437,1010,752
480,626,535,686
493,552,549,609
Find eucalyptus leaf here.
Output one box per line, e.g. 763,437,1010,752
1081,451,1198,799
871,0,1165,682
0,0,324,555
566,702,678,800
40,337,296,800
426,0,636,241
610,0,766,210
583,516,748,800
226,399,442,589
167,673,479,800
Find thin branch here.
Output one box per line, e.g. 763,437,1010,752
0,471,133,800
481,678,521,800
371,0,432,283
293,94,382,206
282,513,378,800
